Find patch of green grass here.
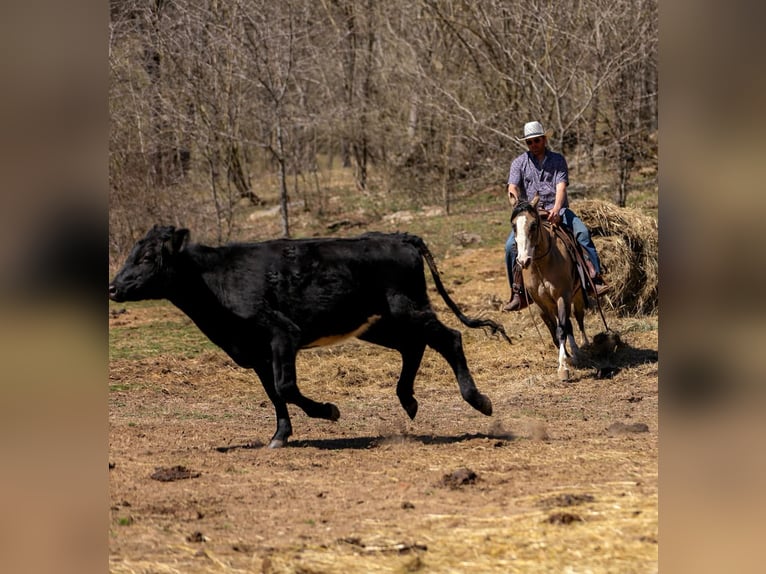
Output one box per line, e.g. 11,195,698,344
171,410,235,421
109,304,217,361
622,318,658,333
110,321,216,360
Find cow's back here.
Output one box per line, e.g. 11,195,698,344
265,232,426,314
191,233,429,347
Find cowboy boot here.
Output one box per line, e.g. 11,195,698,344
584,259,610,296
591,274,610,296
584,258,597,280
502,265,529,312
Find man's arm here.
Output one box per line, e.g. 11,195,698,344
547,181,567,223
507,183,521,207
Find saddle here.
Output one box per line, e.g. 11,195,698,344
537,210,595,298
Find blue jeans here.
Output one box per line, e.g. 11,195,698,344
505,208,601,291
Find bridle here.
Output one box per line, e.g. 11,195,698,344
517,207,552,261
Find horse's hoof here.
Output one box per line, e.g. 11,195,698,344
268,438,286,449
558,367,570,382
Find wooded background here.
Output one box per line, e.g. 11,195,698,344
109,0,657,257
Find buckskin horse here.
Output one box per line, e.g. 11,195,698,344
510,196,590,381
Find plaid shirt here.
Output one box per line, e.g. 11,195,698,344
507,149,569,211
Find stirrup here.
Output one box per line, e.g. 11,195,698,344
502,291,528,312
590,275,611,296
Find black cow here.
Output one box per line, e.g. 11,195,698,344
108,226,510,448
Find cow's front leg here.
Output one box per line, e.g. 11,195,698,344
254,363,293,448
271,334,340,422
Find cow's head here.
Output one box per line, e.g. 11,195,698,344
108,225,189,302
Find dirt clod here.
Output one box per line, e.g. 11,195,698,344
150,465,201,482
440,468,478,488
539,493,595,508
187,531,206,543
546,512,584,525
607,422,650,435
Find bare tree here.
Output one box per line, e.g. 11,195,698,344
110,0,658,259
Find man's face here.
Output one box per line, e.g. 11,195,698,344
526,136,545,152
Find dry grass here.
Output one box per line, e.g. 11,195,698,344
109,240,658,573
108,185,659,572
574,199,658,316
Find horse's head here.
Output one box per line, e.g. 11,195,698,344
510,196,542,269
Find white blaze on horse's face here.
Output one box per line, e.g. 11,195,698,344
514,212,535,269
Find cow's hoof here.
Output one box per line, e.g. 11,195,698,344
558,367,570,382
268,438,286,449
474,393,493,416
326,403,341,421
404,399,418,420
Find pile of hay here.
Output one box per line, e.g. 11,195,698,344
573,199,658,316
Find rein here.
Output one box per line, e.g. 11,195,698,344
531,214,553,261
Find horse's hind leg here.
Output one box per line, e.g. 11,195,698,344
556,297,572,381
573,290,589,347
565,325,581,369
560,292,589,370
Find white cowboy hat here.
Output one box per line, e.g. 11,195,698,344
516,121,553,142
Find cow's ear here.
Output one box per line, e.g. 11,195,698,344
170,228,190,253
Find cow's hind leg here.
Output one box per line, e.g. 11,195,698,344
359,327,425,420
423,316,492,416
395,345,426,419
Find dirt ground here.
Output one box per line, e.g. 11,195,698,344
108,247,658,573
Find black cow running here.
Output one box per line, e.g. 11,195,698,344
108,226,510,448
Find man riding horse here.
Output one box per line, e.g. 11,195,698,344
502,121,609,312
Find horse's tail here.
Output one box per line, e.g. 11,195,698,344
404,234,512,345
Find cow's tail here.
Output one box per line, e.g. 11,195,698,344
408,235,512,345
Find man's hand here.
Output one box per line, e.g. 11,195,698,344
547,210,561,225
